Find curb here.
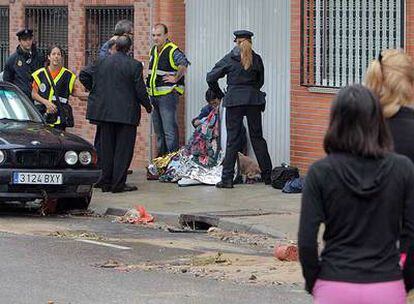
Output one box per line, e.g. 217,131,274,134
103,207,286,239
218,218,286,239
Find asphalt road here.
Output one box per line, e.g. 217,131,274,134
0,208,311,304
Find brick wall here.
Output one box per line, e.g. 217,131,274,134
2,0,186,169
407,1,414,58
290,0,333,173
290,0,414,173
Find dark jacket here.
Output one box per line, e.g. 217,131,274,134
206,47,266,108
3,45,44,99
298,153,414,294
80,40,112,126
80,52,151,126
388,106,414,164
192,104,214,127
98,39,112,60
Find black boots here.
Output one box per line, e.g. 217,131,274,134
262,173,272,185
216,180,234,189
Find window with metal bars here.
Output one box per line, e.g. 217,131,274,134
301,0,405,88
85,7,134,65
0,7,9,72
25,7,68,66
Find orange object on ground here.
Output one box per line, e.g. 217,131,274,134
274,244,298,262
131,205,154,224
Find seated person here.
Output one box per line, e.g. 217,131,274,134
150,88,249,184
192,88,221,128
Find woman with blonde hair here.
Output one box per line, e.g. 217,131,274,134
206,30,272,188
365,49,414,163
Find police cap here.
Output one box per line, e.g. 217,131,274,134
16,28,33,39
233,30,254,42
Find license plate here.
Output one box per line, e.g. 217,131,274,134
12,172,63,185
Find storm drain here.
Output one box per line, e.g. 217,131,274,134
179,214,219,231
178,209,282,231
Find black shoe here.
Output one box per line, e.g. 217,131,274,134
216,181,234,189
111,184,138,193
264,178,272,185
101,185,112,192
233,175,243,185
262,174,272,185
127,169,133,175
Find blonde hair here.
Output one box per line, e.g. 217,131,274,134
364,49,414,118
239,39,253,70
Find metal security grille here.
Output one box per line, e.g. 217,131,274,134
85,7,134,64
0,7,9,71
301,0,405,88
25,7,68,65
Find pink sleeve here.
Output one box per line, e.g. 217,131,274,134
400,253,407,268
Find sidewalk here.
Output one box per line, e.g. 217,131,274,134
90,171,301,241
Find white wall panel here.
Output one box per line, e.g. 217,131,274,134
185,0,291,165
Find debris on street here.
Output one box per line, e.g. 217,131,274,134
191,252,231,266
249,274,257,281
49,230,105,241
274,244,299,262
207,227,277,250
101,252,302,287
117,205,154,225
95,259,125,269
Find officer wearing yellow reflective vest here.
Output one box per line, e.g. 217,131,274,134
146,23,189,156
147,41,185,96
32,45,77,131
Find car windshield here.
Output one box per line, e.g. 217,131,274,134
0,88,43,123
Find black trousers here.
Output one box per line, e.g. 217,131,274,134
94,125,101,168
222,105,272,182
99,122,137,191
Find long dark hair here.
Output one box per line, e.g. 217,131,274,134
323,84,393,158
205,88,219,102
45,44,64,67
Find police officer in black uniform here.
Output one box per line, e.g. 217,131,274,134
207,30,272,188
3,28,44,100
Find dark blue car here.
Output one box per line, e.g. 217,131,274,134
0,81,100,210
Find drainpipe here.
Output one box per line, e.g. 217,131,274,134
148,0,154,162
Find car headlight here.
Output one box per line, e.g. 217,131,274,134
64,151,78,165
79,151,92,165
0,150,5,164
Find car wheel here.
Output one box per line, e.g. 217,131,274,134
56,195,92,212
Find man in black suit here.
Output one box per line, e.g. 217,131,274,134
80,36,152,193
